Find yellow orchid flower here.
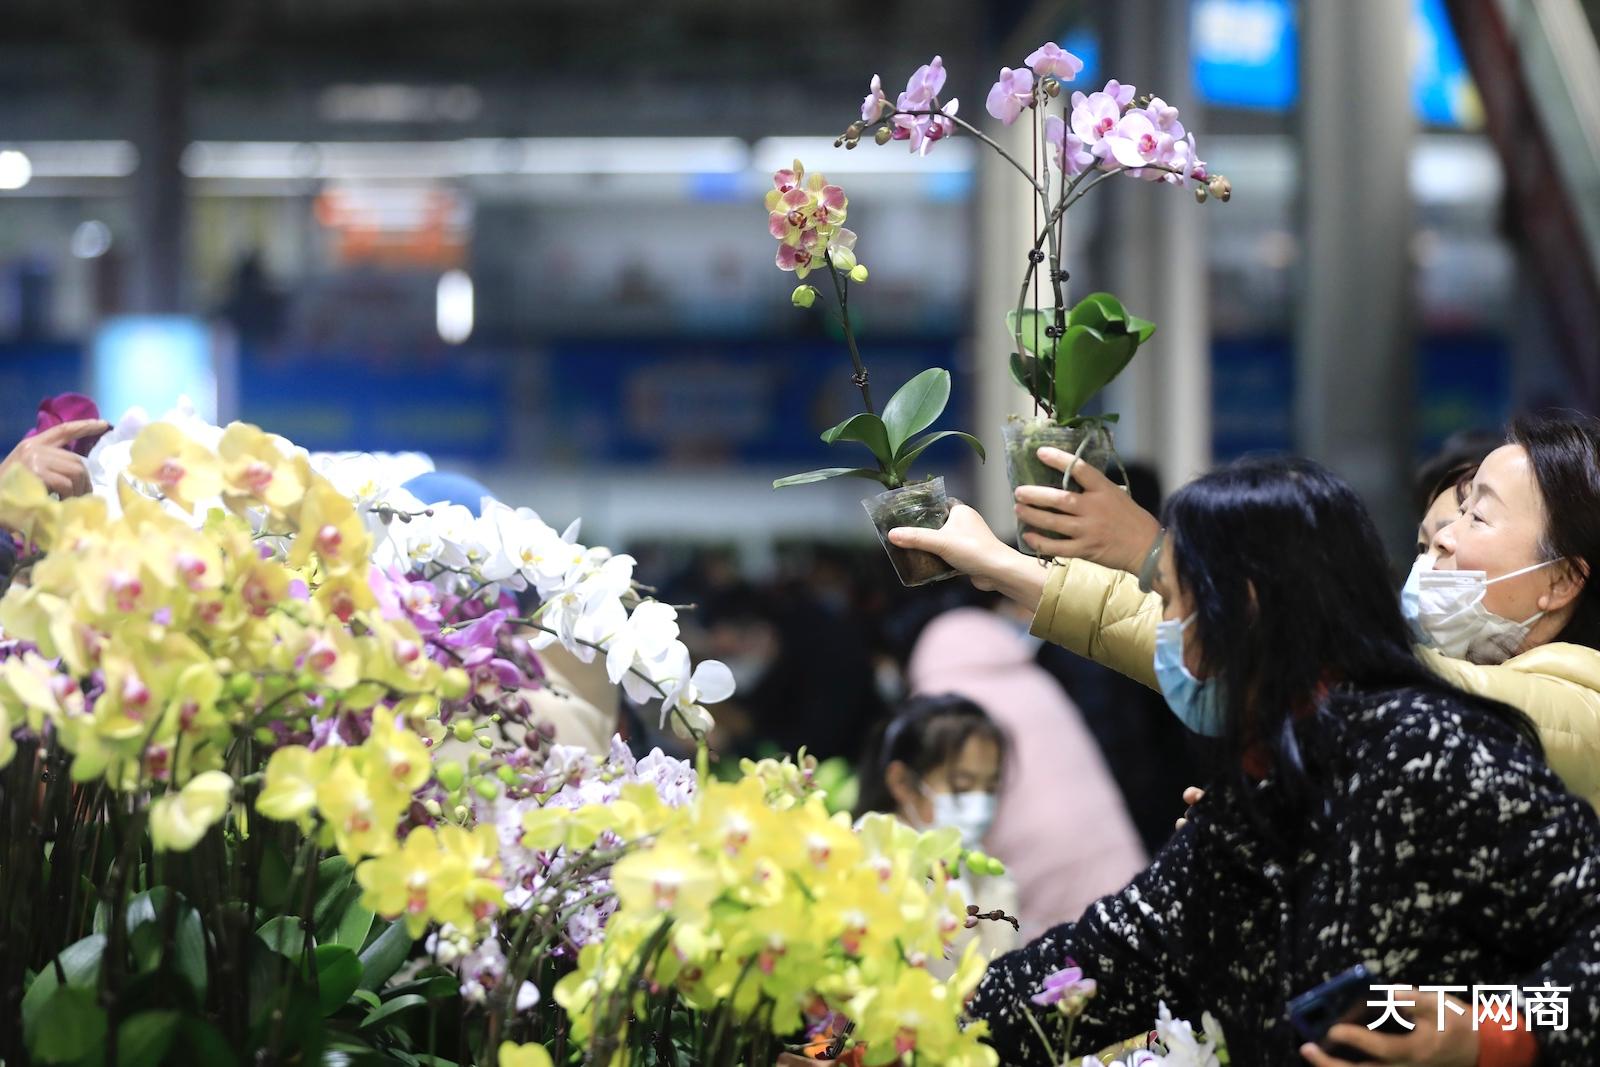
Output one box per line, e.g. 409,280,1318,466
497,1043,553,1067
256,745,328,823
217,422,309,513
127,422,223,512
148,770,233,852
0,463,61,549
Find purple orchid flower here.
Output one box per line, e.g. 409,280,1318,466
1025,42,1084,83
1031,962,1097,1008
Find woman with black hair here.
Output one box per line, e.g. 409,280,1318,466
958,456,1600,1067
892,411,1600,811
854,693,1021,973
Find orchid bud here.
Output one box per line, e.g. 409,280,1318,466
1194,184,1208,204
1042,75,1061,98
829,245,857,272
1208,175,1232,202
437,761,465,792
849,264,869,284
874,126,892,145
422,798,443,819
477,734,494,749
497,764,519,785
473,777,499,801
452,719,476,743
845,121,864,141
791,285,818,309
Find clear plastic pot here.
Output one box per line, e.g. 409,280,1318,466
862,476,958,588
1002,416,1118,556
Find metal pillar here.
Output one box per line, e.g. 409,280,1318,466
973,115,1043,523
1296,0,1416,548
1101,0,1212,494
130,43,188,313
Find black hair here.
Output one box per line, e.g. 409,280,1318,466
854,693,1007,817
1507,411,1600,651
1413,429,1500,517
1162,455,1540,819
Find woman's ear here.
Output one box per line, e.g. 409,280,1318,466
1541,557,1589,614
885,760,923,821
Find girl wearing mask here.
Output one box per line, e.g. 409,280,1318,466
890,412,1600,811
961,456,1600,1067
854,693,1021,973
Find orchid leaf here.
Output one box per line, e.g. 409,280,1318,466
773,467,890,489
1005,309,1053,359
1126,313,1157,344
894,430,986,481
1069,292,1127,332
883,368,951,455
820,412,893,467
1055,325,1137,419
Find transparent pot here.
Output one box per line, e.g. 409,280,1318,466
862,476,958,588
1002,416,1118,556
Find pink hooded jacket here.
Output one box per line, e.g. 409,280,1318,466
908,607,1147,937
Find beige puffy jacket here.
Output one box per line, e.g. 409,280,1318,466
1030,558,1600,812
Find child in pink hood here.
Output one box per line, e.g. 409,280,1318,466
907,605,1145,937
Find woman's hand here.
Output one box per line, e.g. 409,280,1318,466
1299,990,1479,1067
0,419,107,498
887,504,1048,613
1173,786,1205,831
1013,448,1162,575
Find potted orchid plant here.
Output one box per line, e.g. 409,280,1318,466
766,161,985,587
844,48,1230,553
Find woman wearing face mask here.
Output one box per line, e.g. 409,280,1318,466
961,456,1600,1067
854,693,1021,974
890,412,1600,811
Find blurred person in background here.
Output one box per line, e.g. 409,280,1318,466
854,693,1020,974
906,601,1146,938
699,575,882,762
890,411,1600,812
1029,460,1200,853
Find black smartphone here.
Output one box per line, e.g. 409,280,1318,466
1287,964,1410,1061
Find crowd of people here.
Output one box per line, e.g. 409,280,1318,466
8,400,1600,1066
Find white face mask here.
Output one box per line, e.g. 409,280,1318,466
918,788,997,851
1401,554,1557,664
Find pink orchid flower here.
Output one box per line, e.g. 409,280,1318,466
985,66,1035,126
1025,42,1084,83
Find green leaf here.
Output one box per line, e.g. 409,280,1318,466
1068,292,1127,331
351,989,382,1010
116,1011,180,1067
820,412,893,467
1005,308,1052,359
772,467,889,489
1126,313,1157,344
173,1018,238,1067
332,897,375,950
27,986,105,1064
893,430,986,481
883,368,951,455
258,915,310,958
306,943,362,1017
21,935,105,1036
360,992,428,1029
314,857,355,930
1055,325,1137,419
356,920,414,992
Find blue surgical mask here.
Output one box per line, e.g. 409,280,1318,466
1153,614,1227,737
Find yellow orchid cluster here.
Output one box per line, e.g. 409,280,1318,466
537,769,1000,1067
0,420,457,856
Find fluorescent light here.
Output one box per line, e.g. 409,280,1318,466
14,141,137,178
436,270,473,344
71,220,113,258
751,136,975,174
0,151,32,190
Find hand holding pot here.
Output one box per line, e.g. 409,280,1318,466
887,503,1049,612
1013,447,1162,574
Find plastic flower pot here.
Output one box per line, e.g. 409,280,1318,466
1002,415,1118,556
862,476,958,588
